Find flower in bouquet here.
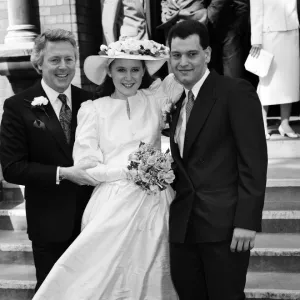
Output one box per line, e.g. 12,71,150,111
127,142,175,195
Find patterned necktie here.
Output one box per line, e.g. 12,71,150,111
186,90,195,124
58,94,72,144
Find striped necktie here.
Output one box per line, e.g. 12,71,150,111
186,90,195,124
58,94,72,144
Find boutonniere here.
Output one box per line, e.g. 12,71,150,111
162,101,177,127
25,96,49,118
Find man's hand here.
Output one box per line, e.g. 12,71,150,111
250,44,262,58
230,228,256,252
60,162,99,186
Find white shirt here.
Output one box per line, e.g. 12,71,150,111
41,79,72,184
41,79,72,119
175,68,210,157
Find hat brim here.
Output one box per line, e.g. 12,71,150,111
84,54,168,85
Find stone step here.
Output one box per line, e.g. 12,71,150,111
0,202,299,234
245,272,300,300
267,158,300,187
265,158,300,210
249,233,300,273
264,186,300,210
0,264,35,300
0,266,299,300
0,231,33,265
267,135,300,159
262,210,300,233
0,181,24,203
0,202,26,231
1,230,299,273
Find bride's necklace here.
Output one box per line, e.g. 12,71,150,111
111,93,131,120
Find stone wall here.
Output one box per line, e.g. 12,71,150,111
0,0,8,44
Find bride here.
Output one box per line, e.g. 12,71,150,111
32,38,183,299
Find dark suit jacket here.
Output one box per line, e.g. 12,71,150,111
0,81,93,243
169,70,268,243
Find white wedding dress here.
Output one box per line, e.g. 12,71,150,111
33,75,183,300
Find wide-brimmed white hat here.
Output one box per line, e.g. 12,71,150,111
84,38,169,85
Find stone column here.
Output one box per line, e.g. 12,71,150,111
4,0,38,44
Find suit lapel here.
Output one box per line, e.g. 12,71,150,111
170,91,185,143
70,85,81,146
170,92,184,160
24,81,72,158
183,71,218,161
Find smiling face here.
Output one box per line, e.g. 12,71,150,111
108,58,145,100
169,34,211,90
38,41,76,93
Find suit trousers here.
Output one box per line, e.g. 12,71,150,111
170,240,250,300
32,239,73,293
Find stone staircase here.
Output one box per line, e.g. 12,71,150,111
0,127,300,299
0,183,35,300
245,120,300,300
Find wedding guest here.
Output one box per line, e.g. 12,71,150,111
101,0,150,44
31,38,183,299
167,20,268,300
0,29,96,292
250,0,300,139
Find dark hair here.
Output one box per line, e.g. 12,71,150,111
167,20,210,50
94,61,155,98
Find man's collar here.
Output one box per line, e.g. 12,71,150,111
41,79,72,106
184,68,210,99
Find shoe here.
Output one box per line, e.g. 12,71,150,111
278,125,299,139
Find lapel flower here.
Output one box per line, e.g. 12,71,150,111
31,96,48,107
25,96,49,118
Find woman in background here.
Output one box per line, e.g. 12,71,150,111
250,0,300,139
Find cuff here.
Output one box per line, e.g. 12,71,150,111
56,167,60,185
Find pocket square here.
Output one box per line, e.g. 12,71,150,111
33,119,46,130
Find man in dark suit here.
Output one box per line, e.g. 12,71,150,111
167,20,268,300
0,29,97,292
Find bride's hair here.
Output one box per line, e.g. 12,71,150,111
93,61,155,99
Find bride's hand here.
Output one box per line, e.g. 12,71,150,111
250,45,262,58
60,162,100,186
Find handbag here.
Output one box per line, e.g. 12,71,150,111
244,49,274,78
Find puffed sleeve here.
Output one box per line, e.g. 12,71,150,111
151,73,184,110
250,0,263,45
73,100,127,182
146,74,183,129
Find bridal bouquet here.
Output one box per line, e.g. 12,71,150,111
127,142,175,195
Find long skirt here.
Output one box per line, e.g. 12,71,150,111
257,29,299,106
32,180,178,300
